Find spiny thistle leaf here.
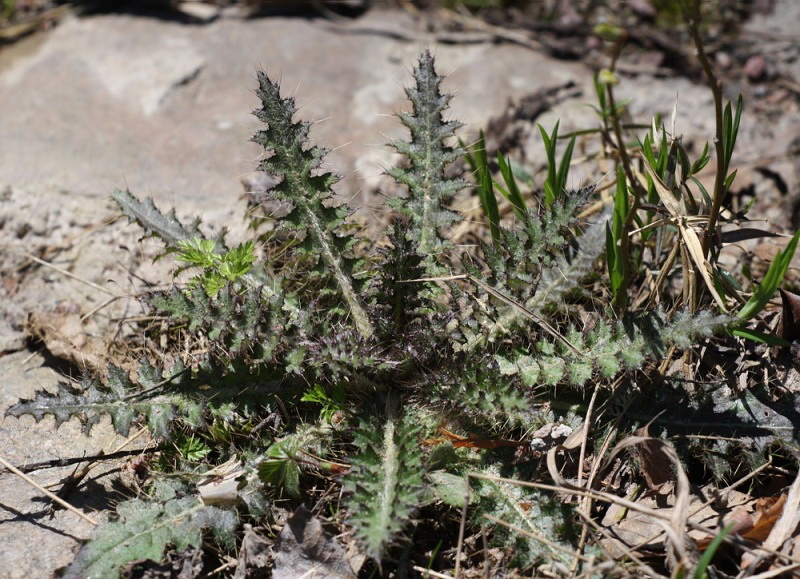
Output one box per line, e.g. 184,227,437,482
112,189,220,253
63,480,237,579
499,309,731,389
625,308,729,360
148,283,307,368
431,359,530,425
251,69,374,339
6,361,197,438
486,186,593,313
345,406,426,560
370,216,433,336
532,204,611,312
388,50,465,270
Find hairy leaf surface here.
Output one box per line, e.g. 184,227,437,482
345,408,425,560
64,481,237,579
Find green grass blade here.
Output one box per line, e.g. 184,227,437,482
460,137,477,172
497,152,527,222
724,168,738,192
691,142,710,175
693,522,735,579
723,100,733,164
731,327,790,346
690,176,712,209
539,122,559,207
556,134,576,198
737,229,800,320
725,95,743,167
474,131,501,244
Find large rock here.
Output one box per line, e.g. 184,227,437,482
0,9,584,215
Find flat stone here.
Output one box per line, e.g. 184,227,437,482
0,9,585,215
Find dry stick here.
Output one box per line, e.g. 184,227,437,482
570,380,605,575
684,0,731,316
572,376,634,573
588,435,692,571
617,456,775,566
549,435,683,571
472,471,800,567
576,382,603,491
642,164,726,311
650,242,680,308
746,562,800,579
684,1,726,259
80,294,124,323
23,253,117,297
578,458,800,564
46,427,149,503
410,566,454,579
207,556,238,576
16,448,156,474
0,454,98,526
454,471,472,578
481,526,490,579
399,274,582,355
482,513,592,563
575,507,667,579
468,275,580,355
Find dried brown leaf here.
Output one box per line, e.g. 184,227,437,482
634,425,674,491
26,309,106,372
778,289,800,341
642,163,726,310
234,525,271,579
741,494,786,542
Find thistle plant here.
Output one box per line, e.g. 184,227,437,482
9,38,792,577
388,50,466,267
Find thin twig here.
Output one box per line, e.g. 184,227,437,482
411,566,455,579
47,427,150,507
683,0,726,258
23,253,117,297
454,472,472,578
618,457,774,563
0,454,99,526
483,513,592,562
81,295,125,323
570,381,603,575
13,447,157,474
745,562,800,579
575,507,667,578
466,274,581,354
469,472,791,558
573,375,630,573
123,368,191,401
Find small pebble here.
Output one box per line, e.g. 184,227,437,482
627,0,656,19
744,54,767,81
715,51,732,69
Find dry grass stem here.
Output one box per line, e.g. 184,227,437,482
0,454,99,526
